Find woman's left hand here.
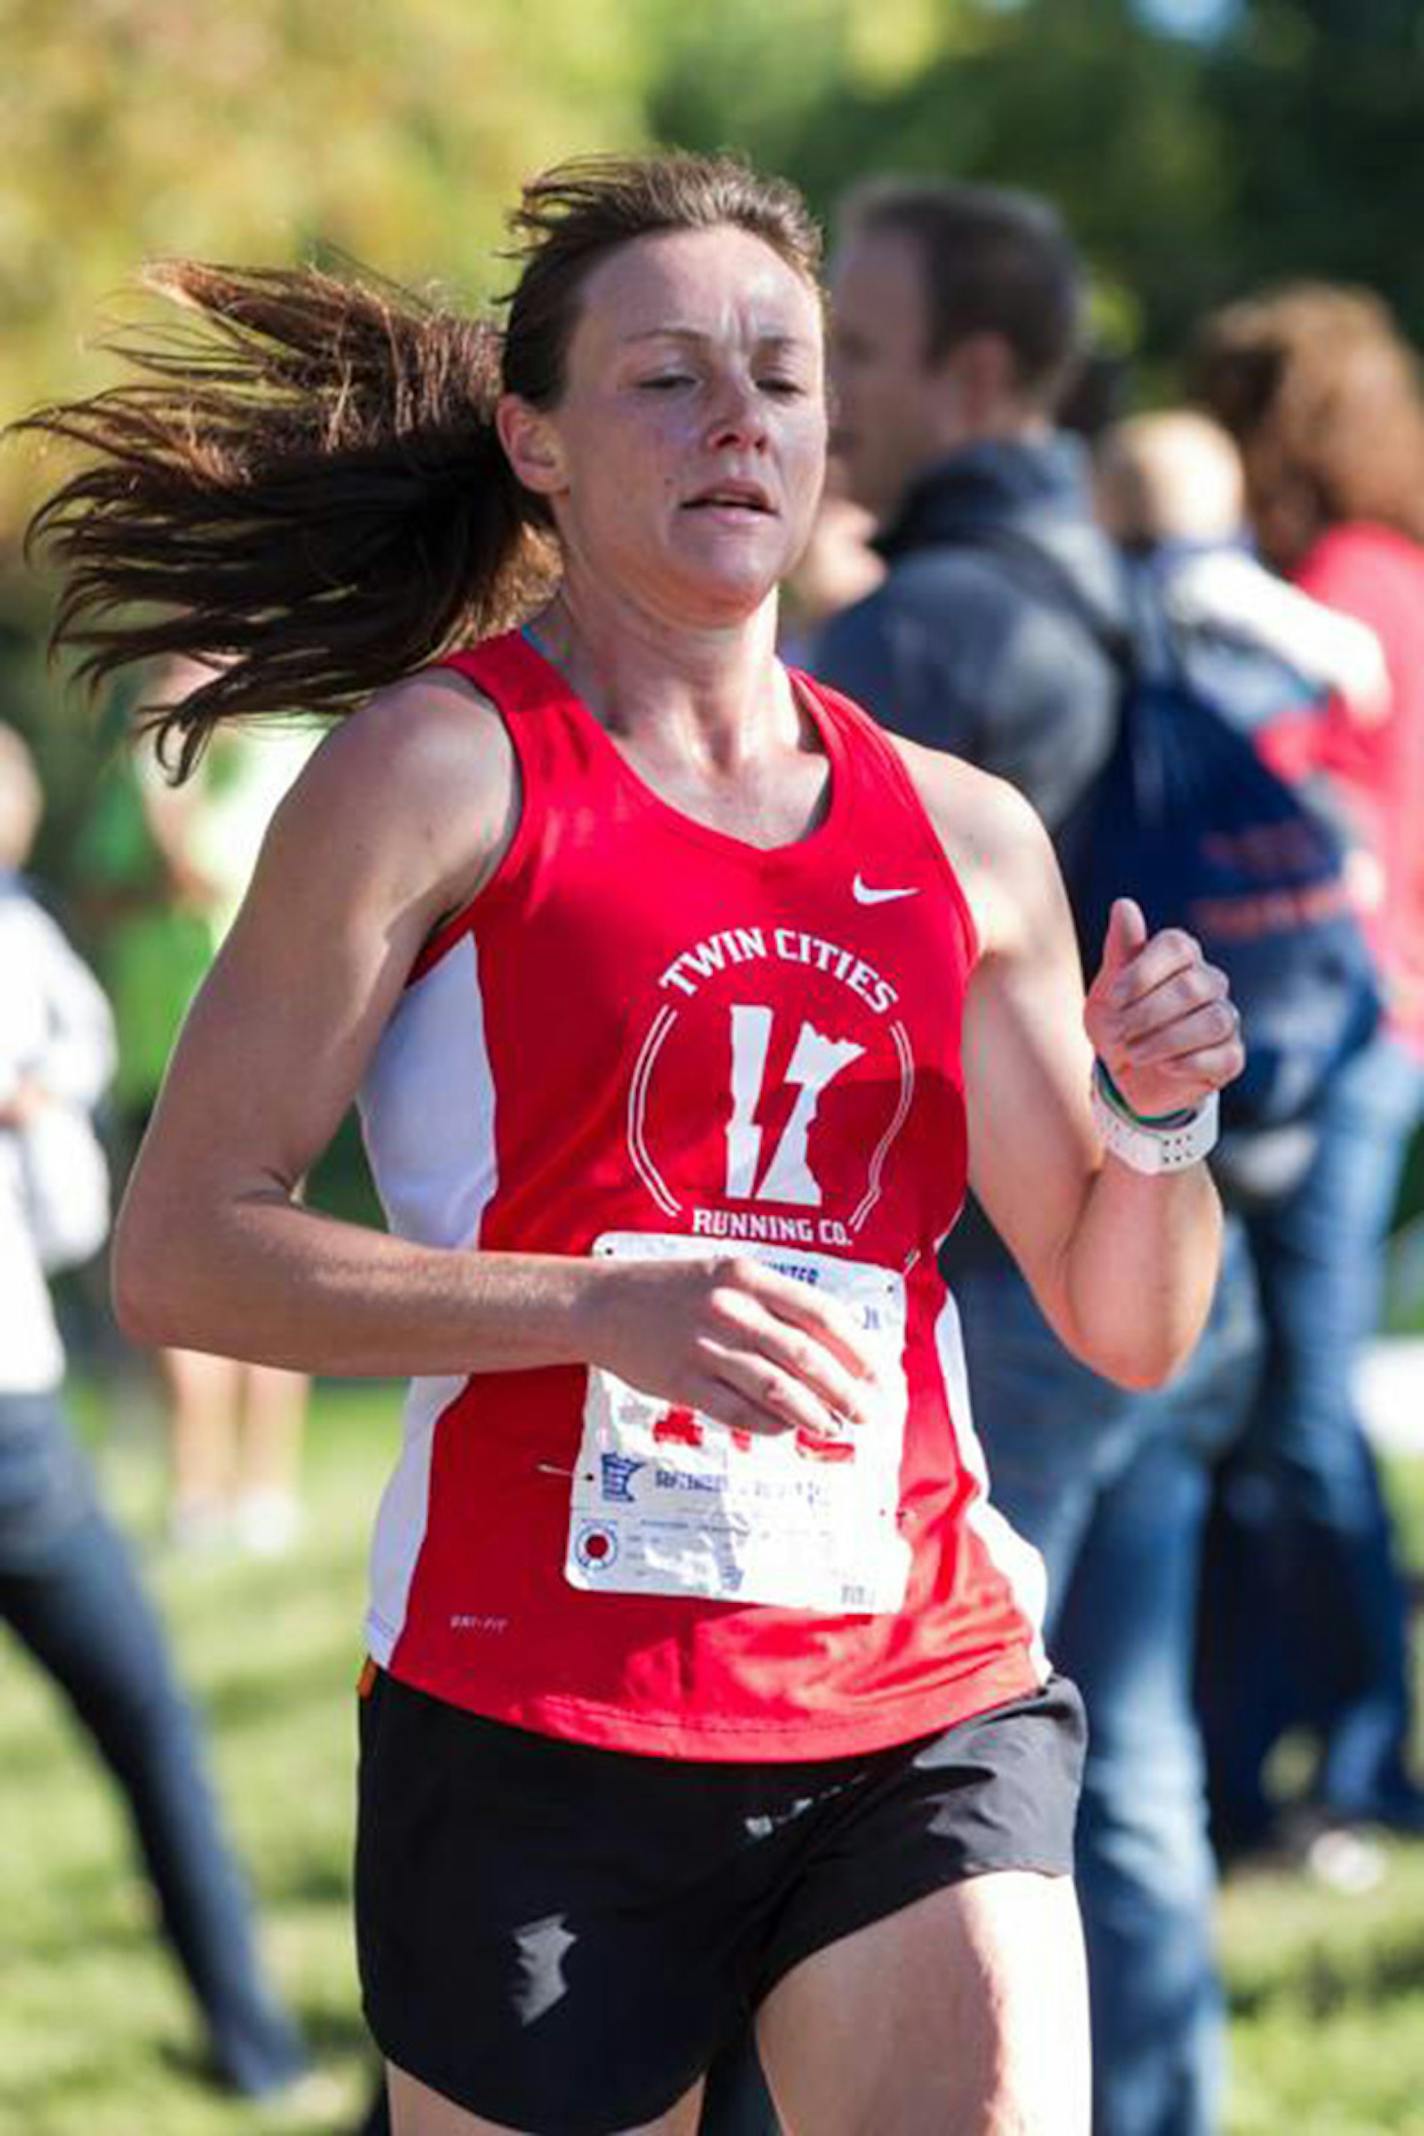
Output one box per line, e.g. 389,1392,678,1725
1084,897,1244,1119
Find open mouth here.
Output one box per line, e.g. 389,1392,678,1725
683,484,776,516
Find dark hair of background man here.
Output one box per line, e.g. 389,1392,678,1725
835,180,1083,406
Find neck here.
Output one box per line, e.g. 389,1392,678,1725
529,574,796,772
881,415,1056,526
928,408,1052,467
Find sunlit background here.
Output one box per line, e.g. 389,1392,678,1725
4,5,1424,2132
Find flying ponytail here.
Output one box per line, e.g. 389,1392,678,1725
15,151,822,778
17,260,555,776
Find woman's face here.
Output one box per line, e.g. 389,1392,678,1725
503,224,828,627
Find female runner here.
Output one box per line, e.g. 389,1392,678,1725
21,153,1242,2136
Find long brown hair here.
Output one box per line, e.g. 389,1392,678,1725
15,152,822,778
1192,283,1424,558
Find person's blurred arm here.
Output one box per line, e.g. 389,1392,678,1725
1169,548,1391,724
0,900,116,1270
13,1101,111,1272
25,902,117,1109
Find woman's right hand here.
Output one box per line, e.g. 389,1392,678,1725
584,1253,888,1443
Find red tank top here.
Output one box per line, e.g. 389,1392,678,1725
357,631,1045,1759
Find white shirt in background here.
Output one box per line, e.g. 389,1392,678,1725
0,875,115,1393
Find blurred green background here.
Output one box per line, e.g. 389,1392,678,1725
5,3,1424,2131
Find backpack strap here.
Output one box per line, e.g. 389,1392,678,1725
937,525,1142,677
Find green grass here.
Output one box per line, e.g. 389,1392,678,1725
1221,1450,1424,2136
4,1386,1424,2133
0,1381,395,2136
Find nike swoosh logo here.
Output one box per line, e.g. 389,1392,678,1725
852,874,919,905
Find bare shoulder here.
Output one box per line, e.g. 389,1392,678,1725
885,731,1064,958
266,665,517,926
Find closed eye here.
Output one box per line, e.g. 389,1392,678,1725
637,374,695,392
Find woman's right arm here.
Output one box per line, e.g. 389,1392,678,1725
113,675,877,1437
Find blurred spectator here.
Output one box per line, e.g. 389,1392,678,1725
1096,407,1390,941
809,177,1257,2136
1096,410,1390,729
0,720,311,2100
1055,346,1133,445
1188,287,1424,1855
80,663,318,1554
777,462,884,668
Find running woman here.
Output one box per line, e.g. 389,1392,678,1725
19,154,1243,2136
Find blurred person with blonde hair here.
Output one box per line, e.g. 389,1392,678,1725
1189,285,1424,1855
1095,408,1389,724
1095,406,1390,926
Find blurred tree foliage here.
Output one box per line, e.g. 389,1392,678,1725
5,0,1424,877
650,0,1424,380
0,0,653,847
8,0,1422,543
1,0,652,523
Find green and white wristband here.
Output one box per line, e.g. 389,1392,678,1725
1091,1059,1219,1176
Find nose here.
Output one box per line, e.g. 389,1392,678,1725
704,370,770,454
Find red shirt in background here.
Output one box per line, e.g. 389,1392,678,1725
1258,523,1424,1058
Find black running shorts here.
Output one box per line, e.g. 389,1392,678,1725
356,1669,1085,2135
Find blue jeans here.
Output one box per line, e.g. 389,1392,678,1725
956,1225,1259,2136
1202,1032,1424,1839
0,1389,307,2096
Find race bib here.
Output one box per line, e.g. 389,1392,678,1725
564,1232,911,1614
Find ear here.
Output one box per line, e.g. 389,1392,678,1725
495,394,568,499
934,332,1022,429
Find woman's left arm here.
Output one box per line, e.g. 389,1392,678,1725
904,744,1243,1390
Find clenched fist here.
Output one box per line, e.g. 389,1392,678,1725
1084,897,1245,1121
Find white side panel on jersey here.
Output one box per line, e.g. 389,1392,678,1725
365,1372,466,1665
357,935,498,1249
357,935,499,1658
932,1291,1050,1679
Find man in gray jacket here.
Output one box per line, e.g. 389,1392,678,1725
813,184,1257,2136
821,180,1119,828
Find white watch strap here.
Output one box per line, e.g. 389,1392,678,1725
1090,1072,1220,1176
